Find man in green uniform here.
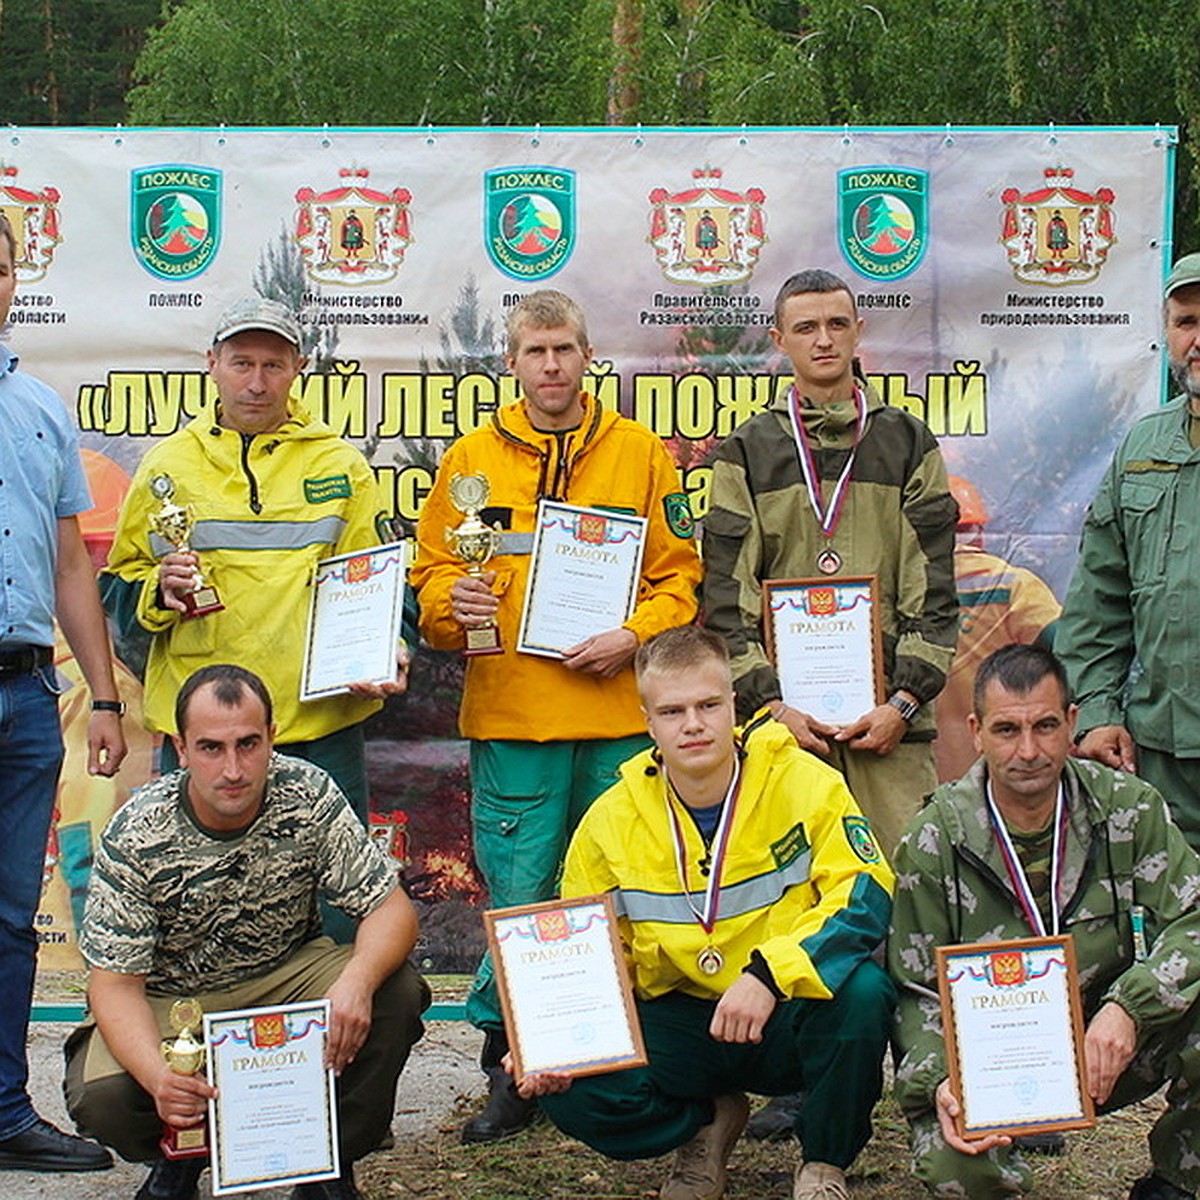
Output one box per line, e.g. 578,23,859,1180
890,644,1200,1200
1059,252,1200,848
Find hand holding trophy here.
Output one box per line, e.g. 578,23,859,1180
159,999,209,1160
445,473,504,656
149,474,224,619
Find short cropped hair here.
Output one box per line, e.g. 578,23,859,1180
773,269,856,327
972,644,1070,718
635,624,730,688
175,664,273,734
0,213,15,264
505,290,589,357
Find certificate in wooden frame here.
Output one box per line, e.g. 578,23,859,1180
205,1000,339,1196
300,541,409,701
485,894,647,1082
936,935,1095,1140
516,500,647,659
762,576,883,725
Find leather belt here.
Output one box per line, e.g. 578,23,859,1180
0,645,53,676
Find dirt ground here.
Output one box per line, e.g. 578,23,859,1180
7,1015,1164,1200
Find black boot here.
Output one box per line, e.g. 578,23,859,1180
460,1030,536,1145
133,1157,205,1200
291,1163,362,1199
461,1066,537,1144
745,1091,805,1141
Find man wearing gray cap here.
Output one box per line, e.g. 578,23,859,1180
102,298,409,898
1058,253,1200,846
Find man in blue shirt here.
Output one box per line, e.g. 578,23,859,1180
0,213,127,1173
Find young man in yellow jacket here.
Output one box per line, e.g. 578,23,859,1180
411,291,702,1141
515,625,895,1200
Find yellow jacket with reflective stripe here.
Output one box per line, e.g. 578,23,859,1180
561,719,895,1002
103,402,386,739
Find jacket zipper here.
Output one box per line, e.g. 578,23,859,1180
240,434,262,514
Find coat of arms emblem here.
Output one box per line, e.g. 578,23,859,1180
1000,167,1115,286
294,168,413,286
1,165,62,283
647,168,766,286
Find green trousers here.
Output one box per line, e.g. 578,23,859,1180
541,960,895,1168
826,739,937,862
1135,745,1200,852
464,735,651,1032
907,999,1200,1198
64,939,429,1165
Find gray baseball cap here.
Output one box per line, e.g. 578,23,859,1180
1165,252,1200,299
212,296,302,349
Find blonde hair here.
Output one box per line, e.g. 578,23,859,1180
505,290,589,356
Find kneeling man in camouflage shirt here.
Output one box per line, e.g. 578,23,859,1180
64,664,429,1200
890,645,1200,1200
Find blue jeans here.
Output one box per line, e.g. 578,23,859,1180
0,665,65,1137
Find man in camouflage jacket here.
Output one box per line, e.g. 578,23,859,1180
889,644,1200,1200
702,269,957,859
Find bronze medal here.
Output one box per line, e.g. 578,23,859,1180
817,547,842,575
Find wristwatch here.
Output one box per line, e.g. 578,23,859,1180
886,692,919,723
91,699,127,716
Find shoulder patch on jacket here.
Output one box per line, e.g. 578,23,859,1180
305,474,352,503
771,822,810,869
663,492,695,538
843,815,881,863
1123,460,1179,474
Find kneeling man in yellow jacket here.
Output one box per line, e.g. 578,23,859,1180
514,625,896,1200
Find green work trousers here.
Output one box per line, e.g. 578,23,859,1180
64,939,429,1164
464,735,651,1032
540,960,895,1168
827,739,937,861
1135,745,1200,852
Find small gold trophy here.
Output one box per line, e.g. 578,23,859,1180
159,998,208,1160
445,473,504,657
148,474,224,620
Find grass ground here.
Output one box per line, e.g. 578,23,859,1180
359,1089,1164,1200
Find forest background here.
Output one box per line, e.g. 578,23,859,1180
0,0,1196,241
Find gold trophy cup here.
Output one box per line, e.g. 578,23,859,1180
148,474,224,620
445,473,504,657
159,998,209,1160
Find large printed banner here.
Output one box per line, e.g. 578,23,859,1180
5,125,1173,975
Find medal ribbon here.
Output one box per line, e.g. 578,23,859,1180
786,384,867,541
984,780,1068,937
664,756,742,935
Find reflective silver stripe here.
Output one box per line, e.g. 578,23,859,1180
614,849,813,925
150,515,348,558
496,532,533,555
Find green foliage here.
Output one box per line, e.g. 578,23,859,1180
3,0,1198,238
127,0,597,125
0,0,159,124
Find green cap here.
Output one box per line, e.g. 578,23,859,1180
1165,252,1200,299
212,296,302,350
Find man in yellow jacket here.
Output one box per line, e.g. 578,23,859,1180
102,298,410,947
411,290,702,1141
515,625,895,1200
